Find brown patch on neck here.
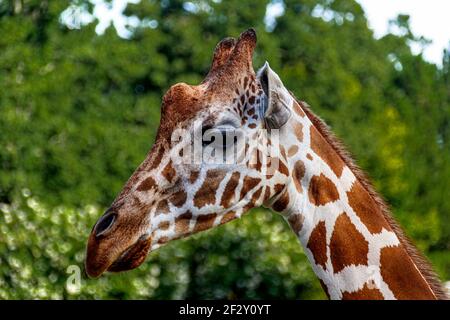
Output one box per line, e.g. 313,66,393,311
149,143,166,170
194,170,227,208
380,246,436,299
251,186,263,204
272,189,290,212
308,174,340,206
162,160,176,183
266,157,287,177
194,213,217,232
288,213,304,234
287,145,299,157
280,146,288,162
220,172,241,208
220,211,236,224
307,221,327,269
291,96,447,299
155,199,170,215
292,122,303,142
137,176,156,192
341,283,384,300
330,212,369,273
170,189,187,207
175,211,193,235
310,125,345,178
347,180,390,234
273,184,284,194
157,221,170,230
292,160,306,193
189,171,199,184
249,149,263,171
240,176,261,200
278,159,289,176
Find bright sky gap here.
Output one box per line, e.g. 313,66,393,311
60,0,450,66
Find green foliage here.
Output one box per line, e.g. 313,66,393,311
0,193,325,299
0,0,449,299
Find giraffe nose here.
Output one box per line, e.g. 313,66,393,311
94,210,117,237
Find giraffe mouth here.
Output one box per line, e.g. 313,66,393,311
85,234,152,278
107,235,152,273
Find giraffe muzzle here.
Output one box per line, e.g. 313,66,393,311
107,235,152,273
85,234,152,278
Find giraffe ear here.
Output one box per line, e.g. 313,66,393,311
203,37,236,83
257,62,292,129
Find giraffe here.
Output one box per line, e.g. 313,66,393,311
85,29,447,300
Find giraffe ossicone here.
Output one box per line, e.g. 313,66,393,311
85,29,447,300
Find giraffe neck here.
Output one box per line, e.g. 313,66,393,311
276,99,439,300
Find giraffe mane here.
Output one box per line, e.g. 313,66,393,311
291,93,448,300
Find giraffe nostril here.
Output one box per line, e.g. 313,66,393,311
94,210,117,238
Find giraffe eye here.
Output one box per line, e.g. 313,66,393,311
202,126,236,149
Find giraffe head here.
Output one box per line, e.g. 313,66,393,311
85,29,295,278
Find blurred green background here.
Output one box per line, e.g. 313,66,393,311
0,0,449,299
